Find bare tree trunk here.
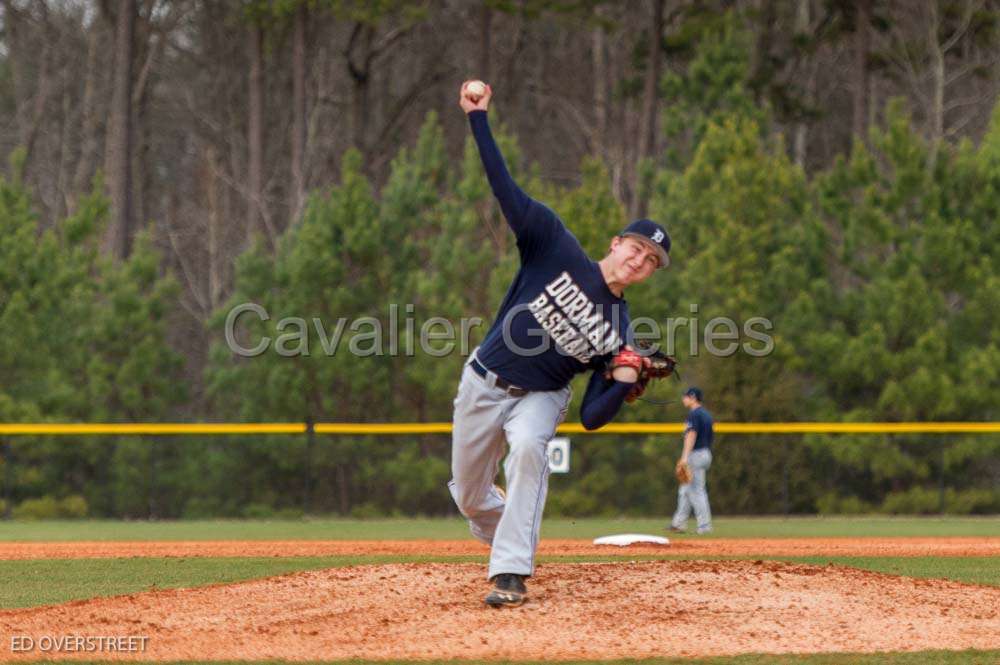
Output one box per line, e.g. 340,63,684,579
206,146,222,310
852,0,871,143
132,13,167,227
794,0,812,167
73,24,104,203
479,3,492,81
344,20,417,164
607,13,629,204
163,185,208,321
105,0,137,259
503,11,526,116
750,0,775,106
133,24,153,235
928,1,945,169
291,2,307,219
134,103,151,231
347,25,374,152
305,42,330,192
592,20,608,159
3,0,54,179
247,22,270,244
57,67,76,220
632,0,664,218
19,43,52,177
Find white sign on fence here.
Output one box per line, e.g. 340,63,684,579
547,437,570,473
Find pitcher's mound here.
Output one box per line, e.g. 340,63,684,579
3,560,998,660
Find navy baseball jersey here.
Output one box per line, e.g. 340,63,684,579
468,110,633,429
470,112,630,391
685,406,714,450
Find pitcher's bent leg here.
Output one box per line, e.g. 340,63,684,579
449,365,509,545
488,389,568,579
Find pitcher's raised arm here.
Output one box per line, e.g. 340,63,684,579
459,81,534,237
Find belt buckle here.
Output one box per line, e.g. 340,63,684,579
473,358,526,397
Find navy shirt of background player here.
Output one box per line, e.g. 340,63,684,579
685,406,714,450
468,110,631,392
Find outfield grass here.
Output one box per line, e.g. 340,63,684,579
0,555,461,609
1,515,998,541
786,555,1000,587
2,553,997,610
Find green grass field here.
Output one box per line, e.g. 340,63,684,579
2,554,998,610
1,515,998,541
1,517,997,664
1,516,998,607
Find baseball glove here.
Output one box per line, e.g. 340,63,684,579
605,342,678,403
675,459,693,485
637,340,678,380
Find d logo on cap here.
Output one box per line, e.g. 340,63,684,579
619,218,671,269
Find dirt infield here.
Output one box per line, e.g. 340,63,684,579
3,559,999,660
0,536,998,559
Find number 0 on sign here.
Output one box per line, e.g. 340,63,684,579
547,437,570,473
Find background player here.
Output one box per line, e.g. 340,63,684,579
450,80,672,607
670,386,714,534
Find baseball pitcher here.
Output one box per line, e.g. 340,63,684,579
451,80,673,607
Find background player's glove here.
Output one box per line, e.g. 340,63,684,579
675,459,693,485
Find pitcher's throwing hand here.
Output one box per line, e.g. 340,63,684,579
459,80,492,114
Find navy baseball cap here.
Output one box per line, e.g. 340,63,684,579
620,219,671,269
683,386,703,401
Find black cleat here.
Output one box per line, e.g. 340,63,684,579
485,573,527,608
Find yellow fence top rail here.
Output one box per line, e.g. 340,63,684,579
1,422,999,435
0,423,307,435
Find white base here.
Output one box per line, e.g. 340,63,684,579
592,533,670,546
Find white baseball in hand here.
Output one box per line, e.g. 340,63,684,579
466,80,487,101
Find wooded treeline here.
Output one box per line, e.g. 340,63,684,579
1,0,999,518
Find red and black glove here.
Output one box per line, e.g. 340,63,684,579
605,342,678,405
625,374,651,403
608,347,644,375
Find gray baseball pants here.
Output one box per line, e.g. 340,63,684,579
671,448,713,531
448,355,571,579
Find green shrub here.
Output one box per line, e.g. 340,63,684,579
58,495,88,518
879,487,1000,514
815,492,873,515
945,489,1000,514
881,487,941,514
12,496,60,520
241,502,278,519
349,502,385,519
272,507,304,519
182,497,226,519
11,494,88,519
